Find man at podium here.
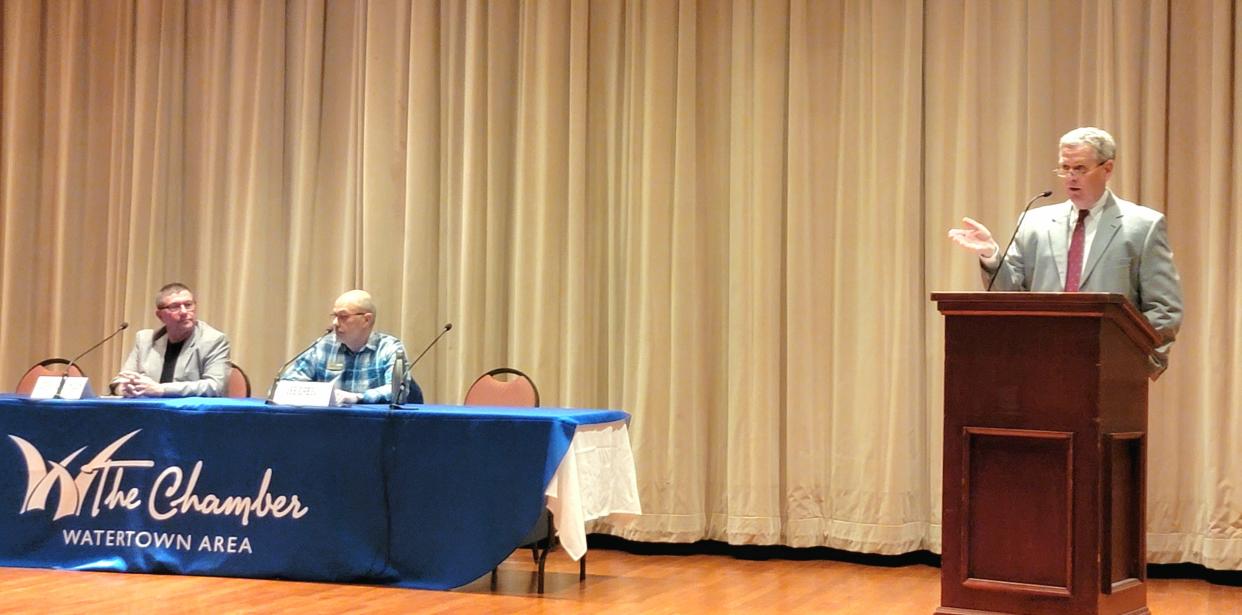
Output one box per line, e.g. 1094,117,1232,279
948,127,1183,377
111,282,232,397
281,289,419,405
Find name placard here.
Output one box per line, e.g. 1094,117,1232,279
270,380,338,407
29,376,96,400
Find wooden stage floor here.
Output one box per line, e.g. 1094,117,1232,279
0,545,1239,614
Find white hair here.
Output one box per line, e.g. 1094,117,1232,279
1060,127,1116,162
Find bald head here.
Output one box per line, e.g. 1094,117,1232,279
335,290,376,317
332,289,377,351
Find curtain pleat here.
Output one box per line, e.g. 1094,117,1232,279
3,0,1240,569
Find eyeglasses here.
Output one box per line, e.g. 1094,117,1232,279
158,301,196,313
1053,161,1109,178
331,311,369,321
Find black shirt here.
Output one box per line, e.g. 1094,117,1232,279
160,340,185,384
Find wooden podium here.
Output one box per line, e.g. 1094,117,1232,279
932,293,1158,615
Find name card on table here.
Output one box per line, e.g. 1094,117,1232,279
29,376,96,400
271,380,339,407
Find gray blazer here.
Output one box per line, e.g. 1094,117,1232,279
983,192,1184,375
113,321,231,396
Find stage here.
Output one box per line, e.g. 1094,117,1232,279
0,544,1237,614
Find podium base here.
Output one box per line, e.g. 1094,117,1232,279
935,605,1151,615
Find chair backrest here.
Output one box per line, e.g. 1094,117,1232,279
226,362,252,398
463,367,539,407
15,358,85,395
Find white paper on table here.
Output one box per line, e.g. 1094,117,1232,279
271,378,339,407
29,376,95,400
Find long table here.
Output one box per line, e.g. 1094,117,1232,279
0,395,640,589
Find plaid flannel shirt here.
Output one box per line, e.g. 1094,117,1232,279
284,331,406,403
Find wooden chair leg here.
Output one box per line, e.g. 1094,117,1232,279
490,567,498,589
579,554,587,582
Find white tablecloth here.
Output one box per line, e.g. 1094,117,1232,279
545,421,642,560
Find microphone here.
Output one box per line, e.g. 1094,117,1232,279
266,327,332,402
55,321,129,399
987,190,1053,291
391,323,452,408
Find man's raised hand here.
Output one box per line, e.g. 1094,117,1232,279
948,217,998,257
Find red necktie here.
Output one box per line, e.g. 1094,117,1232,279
1065,208,1090,292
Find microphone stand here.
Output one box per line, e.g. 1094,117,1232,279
266,328,333,402
390,323,452,408
987,190,1053,291
54,322,129,399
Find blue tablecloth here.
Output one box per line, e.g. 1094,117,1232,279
0,395,628,589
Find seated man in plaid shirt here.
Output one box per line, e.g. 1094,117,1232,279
283,289,422,405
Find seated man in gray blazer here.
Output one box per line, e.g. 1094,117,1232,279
948,127,1184,378
110,283,232,397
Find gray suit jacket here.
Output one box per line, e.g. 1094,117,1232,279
113,321,231,396
983,192,1184,375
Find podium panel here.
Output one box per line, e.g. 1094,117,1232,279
933,293,1156,615
963,428,1073,593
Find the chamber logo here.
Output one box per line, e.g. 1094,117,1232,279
10,430,149,520
8,430,309,526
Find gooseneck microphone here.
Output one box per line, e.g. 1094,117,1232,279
987,190,1053,291
391,323,453,408
54,321,129,399
266,327,333,402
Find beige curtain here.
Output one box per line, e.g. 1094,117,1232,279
2,0,1239,569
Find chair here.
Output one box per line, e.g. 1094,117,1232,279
467,368,584,594
15,358,85,395
464,367,540,407
226,362,252,398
